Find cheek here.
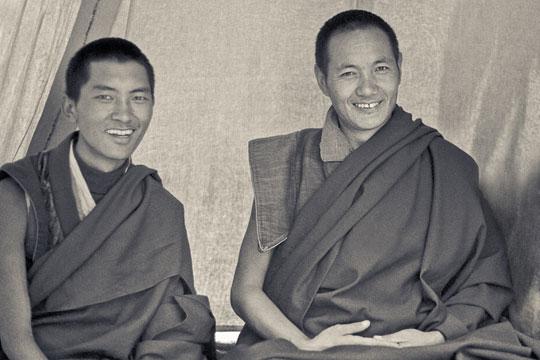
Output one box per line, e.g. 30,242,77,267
381,77,400,95
330,83,354,102
135,105,153,120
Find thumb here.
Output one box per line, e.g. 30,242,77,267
335,320,371,335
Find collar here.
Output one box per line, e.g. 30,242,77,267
69,138,96,219
319,107,353,162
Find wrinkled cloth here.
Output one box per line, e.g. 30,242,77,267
228,107,537,359
0,136,215,359
228,322,540,360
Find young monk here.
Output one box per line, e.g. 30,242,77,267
226,10,539,360
0,38,214,359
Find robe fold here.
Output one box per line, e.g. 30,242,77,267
228,107,538,359
0,135,215,360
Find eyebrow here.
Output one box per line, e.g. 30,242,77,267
374,56,393,63
336,56,394,69
130,87,151,93
91,85,151,93
92,85,116,92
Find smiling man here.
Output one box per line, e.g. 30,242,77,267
0,38,214,359
226,10,538,360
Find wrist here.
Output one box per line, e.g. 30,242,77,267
290,335,314,351
3,337,45,359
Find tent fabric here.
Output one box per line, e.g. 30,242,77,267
0,0,80,163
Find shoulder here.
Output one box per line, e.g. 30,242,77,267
0,177,27,219
248,128,320,167
142,169,186,217
248,128,320,151
429,137,479,184
0,177,25,201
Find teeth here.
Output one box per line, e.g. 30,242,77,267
106,129,134,136
354,102,379,109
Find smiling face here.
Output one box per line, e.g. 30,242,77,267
315,27,401,147
63,60,154,172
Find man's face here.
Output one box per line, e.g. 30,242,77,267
64,60,153,172
315,27,401,145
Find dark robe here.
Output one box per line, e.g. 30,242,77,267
0,136,215,360
225,107,539,359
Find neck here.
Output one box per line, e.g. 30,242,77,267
74,143,125,173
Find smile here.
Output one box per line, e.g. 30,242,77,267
106,129,134,136
353,101,381,109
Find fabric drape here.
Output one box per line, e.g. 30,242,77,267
0,136,215,359
228,107,533,359
0,0,80,164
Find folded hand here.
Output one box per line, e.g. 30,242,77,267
297,321,400,351
374,328,445,348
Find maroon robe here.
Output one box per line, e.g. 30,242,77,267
0,136,215,359
226,107,538,359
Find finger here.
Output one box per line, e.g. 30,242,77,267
373,330,409,342
331,320,371,335
338,335,401,348
373,334,405,342
395,341,415,348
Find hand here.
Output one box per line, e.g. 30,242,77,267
374,329,445,348
296,321,400,351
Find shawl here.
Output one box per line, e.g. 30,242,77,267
228,107,536,359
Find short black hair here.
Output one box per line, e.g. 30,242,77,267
316,10,400,75
65,37,154,101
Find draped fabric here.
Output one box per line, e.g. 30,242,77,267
226,107,535,359
226,322,540,360
0,0,80,164
0,136,215,359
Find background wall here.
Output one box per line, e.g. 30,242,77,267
27,0,540,332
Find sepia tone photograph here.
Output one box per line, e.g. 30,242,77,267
0,0,539,359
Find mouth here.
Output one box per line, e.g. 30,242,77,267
353,100,382,110
105,128,135,137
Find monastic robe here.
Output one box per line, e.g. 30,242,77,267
0,135,215,360
226,107,539,359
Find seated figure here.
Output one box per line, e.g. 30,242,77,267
0,38,215,359
227,10,539,360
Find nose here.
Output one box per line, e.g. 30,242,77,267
112,98,132,123
356,75,378,97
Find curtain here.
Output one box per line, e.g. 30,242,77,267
0,0,80,164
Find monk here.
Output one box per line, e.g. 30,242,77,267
227,10,539,360
0,38,215,359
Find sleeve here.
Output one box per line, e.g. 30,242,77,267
435,192,513,340
437,204,513,340
421,142,513,340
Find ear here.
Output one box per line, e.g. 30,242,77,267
397,52,403,80
62,96,78,124
314,64,330,97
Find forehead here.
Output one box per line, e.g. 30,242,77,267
84,60,150,89
326,27,396,66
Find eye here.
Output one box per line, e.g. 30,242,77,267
95,94,113,101
132,95,150,103
375,65,390,73
339,71,356,78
